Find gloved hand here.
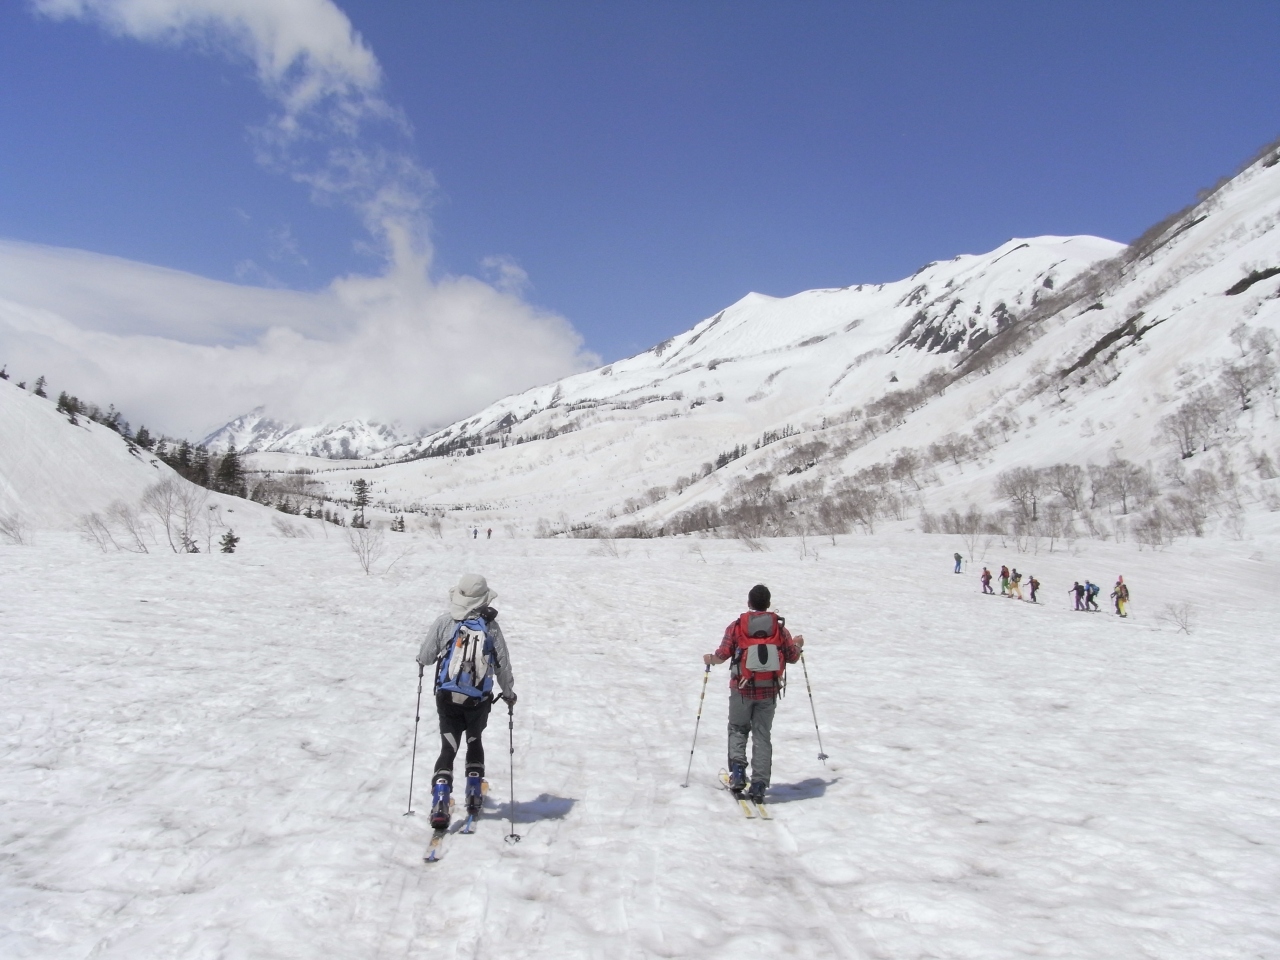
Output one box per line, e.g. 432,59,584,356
501,692,518,705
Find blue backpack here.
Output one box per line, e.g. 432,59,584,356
436,617,496,700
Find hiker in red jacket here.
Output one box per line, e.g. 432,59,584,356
703,584,803,804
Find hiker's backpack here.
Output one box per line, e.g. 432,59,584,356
436,617,496,701
1117,583,1129,601
732,611,787,693
1087,583,1099,598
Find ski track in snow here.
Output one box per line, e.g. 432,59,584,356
3,530,1279,959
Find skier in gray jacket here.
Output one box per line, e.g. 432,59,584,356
416,573,516,828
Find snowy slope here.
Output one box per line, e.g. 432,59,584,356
0,379,302,537
242,145,1280,538
3,528,1279,958
203,407,411,459
0,379,173,528
243,235,1121,527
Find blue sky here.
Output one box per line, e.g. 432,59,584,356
1,1,1278,433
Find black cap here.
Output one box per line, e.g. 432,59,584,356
748,584,771,611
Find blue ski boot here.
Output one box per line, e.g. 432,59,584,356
429,776,452,829
748,779,766,804
728,762,747,794
465,770,484,815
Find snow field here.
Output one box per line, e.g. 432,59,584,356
2,528,1279,959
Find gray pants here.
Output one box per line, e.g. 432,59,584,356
727,691,777,786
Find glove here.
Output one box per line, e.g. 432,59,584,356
501,692,518,705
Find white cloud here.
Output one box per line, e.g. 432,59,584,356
481,255,532,296
0,241,596,437
12,1,601,437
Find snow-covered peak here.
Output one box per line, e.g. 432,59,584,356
203,409,412,460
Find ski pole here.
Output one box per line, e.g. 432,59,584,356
404,662,425,816
799,651,829,766
681,663,711,788
504,698,521,844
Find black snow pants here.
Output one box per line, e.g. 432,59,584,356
433,692,493,782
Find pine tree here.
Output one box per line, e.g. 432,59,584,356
215,444,244,494
351,478,371,527
219,529,240,553
134,426,153,450
56,391,81,423
33,376,47,398
0,366,8,380
191,445,211,487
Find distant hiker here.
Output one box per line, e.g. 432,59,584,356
999,565,1010,595
1009,568,1024,601
980,567,993,594
416,574,517,829
703,584,803,805
486,528,493,540
1112,576,1130,617
1070,581,1085,610
1028,575,1040,603
954,552,963,574
1084,580,1100,612
472,527,478,540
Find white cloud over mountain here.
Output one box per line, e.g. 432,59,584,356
4,0,598,436
0,240,594,437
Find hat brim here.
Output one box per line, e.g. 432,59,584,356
449,586,496,620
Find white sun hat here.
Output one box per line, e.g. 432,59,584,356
449,573,497,620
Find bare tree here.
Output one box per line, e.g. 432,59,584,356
107,500,150,553
76,513,117,551
1043,463,1086,512
0,512,32,546
141,478,181,552
347,523,386,574
1158,602,1195,635
996,466,1044,522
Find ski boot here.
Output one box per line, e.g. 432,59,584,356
429,776,452,829
728,761,747,794
747,780,767,805
464,770,484,815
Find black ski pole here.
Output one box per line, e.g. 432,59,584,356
404,661,425,816
504,698,521,844
681,663,711,788
799,651,829,765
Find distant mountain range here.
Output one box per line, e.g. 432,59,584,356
234,138,1280,538
201,408,410,460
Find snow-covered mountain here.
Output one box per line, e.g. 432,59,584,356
243,139,1280,539
203,408,411,460
0,378,287,538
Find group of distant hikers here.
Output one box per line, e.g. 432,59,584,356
1067,576,1130,617
961,553,1130,617
973,559,1041,603
412,575,800,832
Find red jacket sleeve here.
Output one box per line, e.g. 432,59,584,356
779,625,800,664
714,621,739,661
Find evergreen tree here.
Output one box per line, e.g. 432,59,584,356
351,478,371,527
176,440,193,472
33,376,47,398
219,529,240,554
191,445,211,487
134,425,153,450
56,391,82,423
0,366,7,380
215,444,244,494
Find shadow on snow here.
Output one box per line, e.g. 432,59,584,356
763,777,838,804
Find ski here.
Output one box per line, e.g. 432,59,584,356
718,770,756,818
424,828,447,862
752,800,772,820
460,814,477,835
